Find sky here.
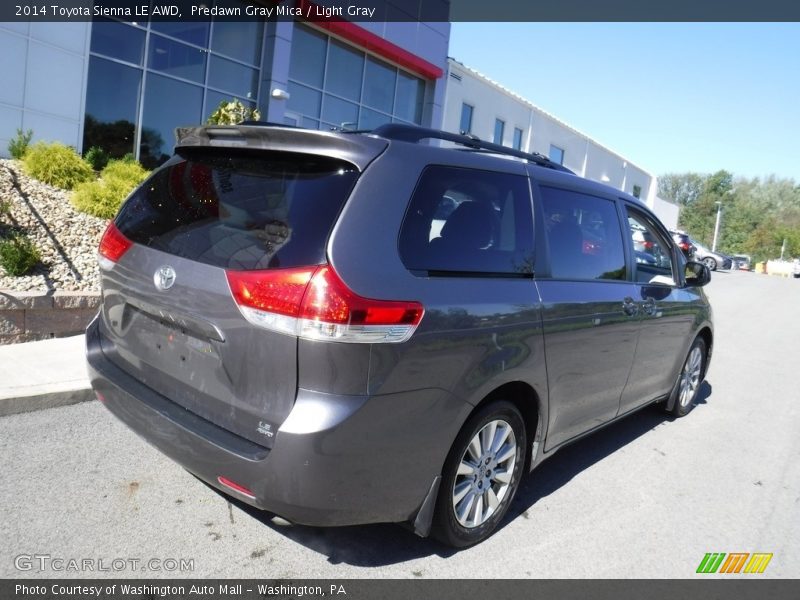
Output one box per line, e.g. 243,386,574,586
449,23,800,181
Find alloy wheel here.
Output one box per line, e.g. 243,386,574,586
451,419,517,528
679,346,703,407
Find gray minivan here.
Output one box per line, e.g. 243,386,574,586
87,124,713,547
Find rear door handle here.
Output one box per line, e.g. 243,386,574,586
622,297,639,317
642,297,657,316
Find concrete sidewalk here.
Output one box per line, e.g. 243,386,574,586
0,334,93,417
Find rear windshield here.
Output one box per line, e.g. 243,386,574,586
115,149,359,270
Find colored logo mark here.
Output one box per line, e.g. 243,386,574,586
696,552,773,574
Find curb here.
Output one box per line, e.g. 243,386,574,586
0,387,95,418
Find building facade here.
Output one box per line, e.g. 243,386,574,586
442,58,678,229
0,16,677,228
0,3,449,168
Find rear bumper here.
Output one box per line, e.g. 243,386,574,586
86,317,464,528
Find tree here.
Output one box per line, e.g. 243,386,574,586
665,171,800,262
658,173,705,206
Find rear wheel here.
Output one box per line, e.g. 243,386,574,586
432,401,526,548
702,257,717,271
669,338,706,417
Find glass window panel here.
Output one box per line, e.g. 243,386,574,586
549,144,565,165
205,90,256,122
326,40,364,102
460,103,473,134
90,18,145,65
83,56,142,158
150,21,209,47
513,128,523,150
359,108,391,130
301,116,320,129
148,34,206,83
399,167,534,275
494,119,505,145
287,81,321,119
541,187,626,281
322,95,358,130
139,73,203,169
289,25,326,87
208,55,258,100
210,1,264,65
363,57,395,113
627,211,674,283
394,72,423,123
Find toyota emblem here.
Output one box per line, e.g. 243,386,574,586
154,265,177,291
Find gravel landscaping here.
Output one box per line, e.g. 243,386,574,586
0,159,107,292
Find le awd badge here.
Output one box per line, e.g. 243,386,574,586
257,421,274,438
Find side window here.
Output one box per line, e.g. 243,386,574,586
399,166,534,276
626,208,675,285
540,186,626,281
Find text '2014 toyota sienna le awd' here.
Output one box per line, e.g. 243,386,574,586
86,124,713,547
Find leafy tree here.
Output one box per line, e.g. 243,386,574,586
665,171,800,263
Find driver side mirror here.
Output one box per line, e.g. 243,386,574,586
684,261,711,287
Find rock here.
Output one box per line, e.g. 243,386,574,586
0,160,106,293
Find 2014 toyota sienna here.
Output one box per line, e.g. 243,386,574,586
86,123,713,547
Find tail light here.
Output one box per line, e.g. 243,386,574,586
226,265,424,343
217,476,255,500
98,221,132,269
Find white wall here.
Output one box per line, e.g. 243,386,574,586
650,196,680,230
0,22,90,156
444,58,660,205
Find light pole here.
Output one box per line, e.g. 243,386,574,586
712,201,722,252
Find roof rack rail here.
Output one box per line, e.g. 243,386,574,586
370,123,573,173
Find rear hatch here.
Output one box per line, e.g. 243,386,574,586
97,130,384,448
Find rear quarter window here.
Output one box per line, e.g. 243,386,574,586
115,149,359,270
399,166,534,276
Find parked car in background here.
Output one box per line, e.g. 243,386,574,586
671,231,695,260
691,239,732,271
733,254,752,271
793,258,800,278
86,123,714,548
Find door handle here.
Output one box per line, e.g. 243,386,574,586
642,297,657,316
622,297,639,317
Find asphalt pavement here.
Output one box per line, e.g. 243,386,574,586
1,270,798,578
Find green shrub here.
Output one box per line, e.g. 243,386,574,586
22,142,94,190
101,159,149,183
84,146,109,171
207,98,261,125
0,232,40,276
72,159,150,219
0,199,10,217
8,128,34,160
121,152,136,163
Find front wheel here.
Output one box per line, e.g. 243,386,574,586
669,337,707,417
431,401,526,548
702,257,717,271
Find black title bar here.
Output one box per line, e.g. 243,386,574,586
3,0,800,22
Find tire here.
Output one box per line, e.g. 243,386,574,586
702,257,717,271
431,401,526,548
668,337,707,417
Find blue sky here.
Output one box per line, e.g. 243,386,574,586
449,23,799,180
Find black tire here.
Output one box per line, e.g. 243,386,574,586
431,401,526,548
702,257,717,271
668,337,707,417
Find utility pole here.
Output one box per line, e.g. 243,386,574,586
712,201,722,252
